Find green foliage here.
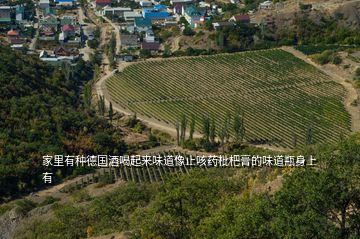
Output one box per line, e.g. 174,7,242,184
15,199,37,216
133,122,145,133
87,39,99,49
38,196,60,207
71,189,92,203
312,50,343,65
13,136,360,238
97,173,115,186
183,26,195,36
0,46,127,201
139,49,152,58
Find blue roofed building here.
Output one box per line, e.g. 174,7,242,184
183,5,206,28
142,4,170,21
15,5,25,23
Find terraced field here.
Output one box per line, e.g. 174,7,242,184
106,49,351,148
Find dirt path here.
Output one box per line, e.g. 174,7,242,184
282,46,360,133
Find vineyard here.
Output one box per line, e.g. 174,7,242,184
106,49,351,148
60,152,201,192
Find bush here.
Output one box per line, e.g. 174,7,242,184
332,55,342,65
71,189,92,202
38,196,60,207
355,67,360,77
97,173,115,186
15,199,37,216
183,26,195,36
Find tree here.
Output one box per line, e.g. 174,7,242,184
108,101,114,122
175,122,180,146
180,114,187,144
218,126,226,153
234,107,245,142
189,114,195,140
98,95,106,116
202,115,210,142
209,117,216,144
306,126,313,145
183,26,195,36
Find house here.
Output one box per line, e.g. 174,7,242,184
170,0,193,4
39,50,77,64
123,11,143,22
95,0,111,8
15,5,25,23
0,6,11,24
134,17,152,32
102,6,132,17
60,15,77,26
39,0,50,9
259,0,273,10
183,5,206,28
43,7,55,17
140,0,152,7
7,29,25,44
212,21,234,30
120,34,138,49
230,0,239,4
117,54,134,62
229,15,250,24
40,16,59,31
142,5,170,21
144,29,155,42
55,0,75,6
61,24,75,38
171,3,187,15
54,46,79,56
141,42,160,51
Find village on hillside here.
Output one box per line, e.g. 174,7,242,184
0,0,292,64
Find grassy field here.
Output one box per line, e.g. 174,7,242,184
106,49,351,148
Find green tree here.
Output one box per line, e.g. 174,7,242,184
108,101,114,122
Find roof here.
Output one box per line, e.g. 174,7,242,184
135,17,152,27
231,15,250,22
16,6,25,14
213,22,234,27
0,6,11,10
153,4,167,11
120,34,138,45
7,30,19,36
56,0,75,2
40,18,58,25
43,7,55,16
143,9,170,19
124,11,143,19
103,6,132,11
141,42,160,50
172,3,186,10
95,0,111,4
62,24,75,31
60,18,72,25
184,6,206,17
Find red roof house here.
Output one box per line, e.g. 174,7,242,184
95,0,111,7
7,30,19,37
229,15,250,24
141,42,160,51
61,24,75,32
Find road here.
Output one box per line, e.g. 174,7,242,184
101,15,121,55
29,7,40,51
